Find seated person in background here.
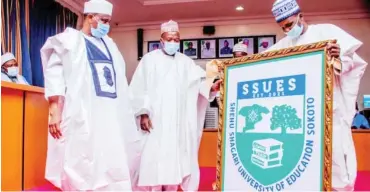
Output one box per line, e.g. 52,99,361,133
233,42,248,58
352,102,370,129
1,52,29,85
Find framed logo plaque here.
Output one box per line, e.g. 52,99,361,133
216,40,334,191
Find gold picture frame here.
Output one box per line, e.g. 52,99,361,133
215,40,334,191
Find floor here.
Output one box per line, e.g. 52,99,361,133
29,167,370,191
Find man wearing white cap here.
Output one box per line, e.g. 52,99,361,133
233,42,248,58
130,20,221,191
40,0,139,191
1,52,29,85
268,0,368,191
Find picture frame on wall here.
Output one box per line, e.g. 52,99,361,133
182,40,198,59
148,41,162,52
257,36,276,53
218,38,234,58
200,39,216,59
236,37,255,55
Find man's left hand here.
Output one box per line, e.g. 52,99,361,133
211,79,222,92
327,43,341,58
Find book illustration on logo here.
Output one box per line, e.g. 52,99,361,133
270,104,302,134
239,104,270,132
251,138,284,169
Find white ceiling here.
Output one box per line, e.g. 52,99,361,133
69,0,370,25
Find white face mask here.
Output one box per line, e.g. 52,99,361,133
7,66,19,77
285,16,304,39
163,41,180,55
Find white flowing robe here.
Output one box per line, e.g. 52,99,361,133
1,73,29,85
40,27,140,191
267,24,368,191
129,49,215,191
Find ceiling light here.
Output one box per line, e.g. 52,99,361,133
236,5,244,11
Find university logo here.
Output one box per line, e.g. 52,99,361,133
230,74,311,190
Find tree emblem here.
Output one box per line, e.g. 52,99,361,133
270,104,302,133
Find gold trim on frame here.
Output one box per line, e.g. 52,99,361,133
215,40,335,191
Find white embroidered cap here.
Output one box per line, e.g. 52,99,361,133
272,0,301,23
233,42,248,53
84,0,113,16
1,52,16,66
161,20,179,34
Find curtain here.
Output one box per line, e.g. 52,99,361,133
1,0,32,83
29,0,78,87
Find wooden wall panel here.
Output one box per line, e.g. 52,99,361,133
1,87,24,191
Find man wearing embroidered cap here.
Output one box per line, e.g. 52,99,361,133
130,20,221,191
268,0,368,190
40,0,139,191
233,42,248,58
1,52,29,84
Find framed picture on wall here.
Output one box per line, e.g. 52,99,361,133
200,39,216,59
148,41,162,52
257,36,276,53
218,38,234,58
236,37,255,55
182,40,198,59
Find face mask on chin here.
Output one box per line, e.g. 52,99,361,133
91,17,110,38
163,41,180,56
285,16,304,39
7,66,19,77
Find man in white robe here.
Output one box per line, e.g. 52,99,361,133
40,0,140,190
1,52,29,85
268,0,368,190
129,20,221,191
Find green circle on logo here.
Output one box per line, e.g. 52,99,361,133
235,104,305,186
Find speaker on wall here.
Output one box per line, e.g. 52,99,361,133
137,28,144,60
203,25,215,36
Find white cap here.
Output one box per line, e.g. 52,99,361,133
233,42,248,53
1,52,16,66
161,20,179,34
272,0,301,23
84,0,113,16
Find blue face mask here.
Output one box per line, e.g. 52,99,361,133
91,21,110,38
163,41,180,55
285,17,303,39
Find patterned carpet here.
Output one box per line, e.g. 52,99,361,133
28,167,370,191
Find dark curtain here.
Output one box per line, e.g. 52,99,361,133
29,0,78,87
20,0,32,82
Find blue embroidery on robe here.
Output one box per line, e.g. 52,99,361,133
103,66,114,87
84,38,117,99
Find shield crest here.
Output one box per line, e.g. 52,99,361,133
234,75,306,186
